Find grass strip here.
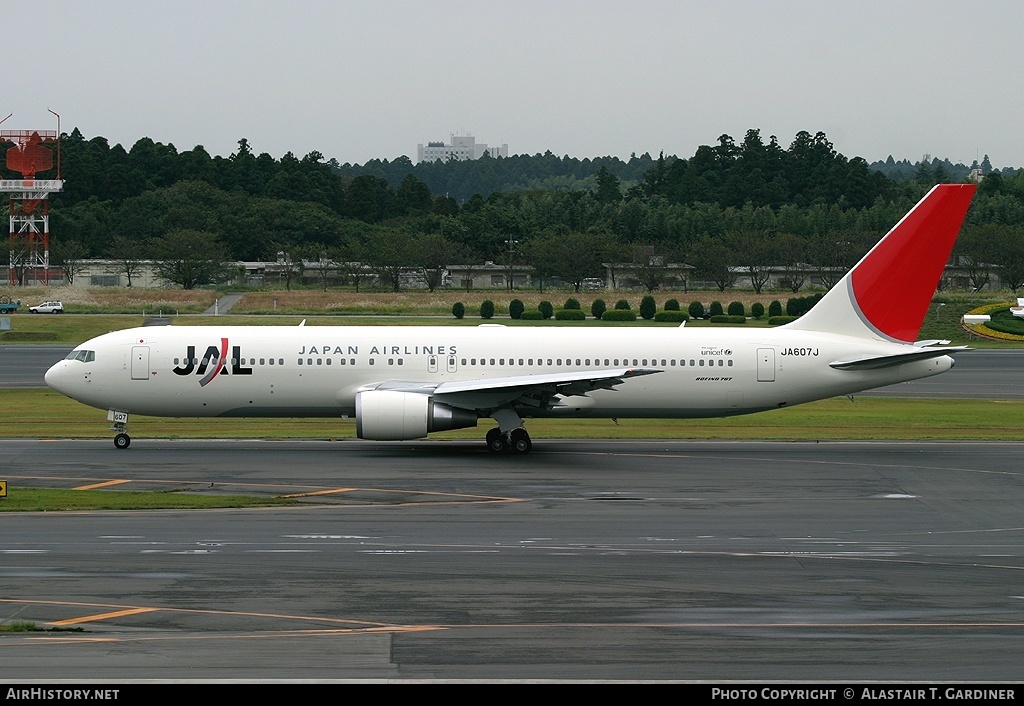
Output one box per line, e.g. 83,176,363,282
3,389,1021,441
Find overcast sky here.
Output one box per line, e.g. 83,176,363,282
5,0,1022,169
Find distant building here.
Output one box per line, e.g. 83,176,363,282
417,133,508,163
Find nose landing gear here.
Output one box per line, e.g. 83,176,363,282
108,410,131,449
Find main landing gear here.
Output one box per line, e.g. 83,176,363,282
485,427,532,454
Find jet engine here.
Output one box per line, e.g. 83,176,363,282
355,390,478,440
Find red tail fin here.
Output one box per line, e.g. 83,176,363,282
787,184,977,342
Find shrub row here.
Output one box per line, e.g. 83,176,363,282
450,296,816,321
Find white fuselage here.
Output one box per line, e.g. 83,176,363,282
45,323,954,422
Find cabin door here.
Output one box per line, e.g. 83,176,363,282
756,348,775,382
131,346,151,381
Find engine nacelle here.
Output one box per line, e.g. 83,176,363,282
355,390,478,440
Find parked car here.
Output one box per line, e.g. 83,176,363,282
29,301,64,314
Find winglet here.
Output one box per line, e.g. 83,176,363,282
786,184,977,342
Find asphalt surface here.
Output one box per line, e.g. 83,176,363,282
1,438,1023,683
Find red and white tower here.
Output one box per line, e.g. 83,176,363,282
1,111,63,285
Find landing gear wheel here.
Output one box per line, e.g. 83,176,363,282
510,428,532,454
485,428,507,453
114,433,131,450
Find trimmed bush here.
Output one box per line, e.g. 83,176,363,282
751,302,765,319
727,301,745,317
509,299,525,320
539,301,554,319
786,293,823,316
768,300,783,317
520,310,544,320
664,298,680,311
654,310,688,323
709,301,724,317
564,297,581,310
554,308,586,320
688,301,706,319
985,307,1024,336
480,300,495,319
591,299,607,320
452,302,465,319
614,299,631,310
768,315,798,326
710,315,746,324
601,309,638,321
640,295,657,320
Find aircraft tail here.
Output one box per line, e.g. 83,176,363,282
785,183,977,343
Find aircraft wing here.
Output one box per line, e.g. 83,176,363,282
363,368,662,413
829,346,968,371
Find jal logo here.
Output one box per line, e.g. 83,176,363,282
172,338,252,386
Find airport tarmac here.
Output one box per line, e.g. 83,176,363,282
1,437,1022,682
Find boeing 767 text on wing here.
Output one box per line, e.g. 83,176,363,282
45,184,977,453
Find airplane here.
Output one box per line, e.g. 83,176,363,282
45,183,977,454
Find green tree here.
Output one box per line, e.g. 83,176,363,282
480,300,495,319
360,229,415,291
594,165,622,203
413,232,461,292
150,229,230,289
689,235,737,292
526,230,615,293
639,295,657,320
509,299,525,319
105,234,147,287
52,239,89,285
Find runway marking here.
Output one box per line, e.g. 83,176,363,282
0,598,419,631
5,475,522,505
281,487,357,497
73,479,131,490
50,607,158,626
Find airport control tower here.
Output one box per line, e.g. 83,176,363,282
1,112,64,285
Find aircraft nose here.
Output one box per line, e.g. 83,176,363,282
44,362,64,393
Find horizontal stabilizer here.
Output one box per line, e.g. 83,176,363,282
829,347,967,370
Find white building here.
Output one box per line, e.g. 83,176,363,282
417,133,508,163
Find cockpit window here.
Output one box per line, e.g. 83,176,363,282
65,350,95,363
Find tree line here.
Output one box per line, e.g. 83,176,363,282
2,127,1023,292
